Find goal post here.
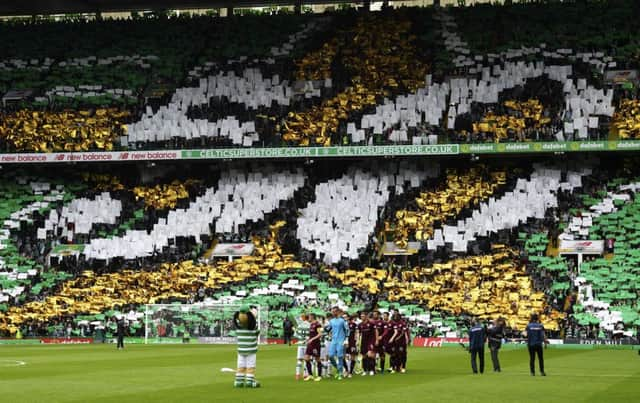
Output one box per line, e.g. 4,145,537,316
144,303,269,345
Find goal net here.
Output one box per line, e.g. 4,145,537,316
144,303,269,345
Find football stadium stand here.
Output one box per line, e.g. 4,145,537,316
0,1,639,155
0,1,639,346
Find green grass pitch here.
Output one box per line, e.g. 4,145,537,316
0,344,638,402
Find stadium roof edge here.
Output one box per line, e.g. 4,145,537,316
0,0,358,16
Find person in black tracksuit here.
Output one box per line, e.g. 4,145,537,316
488,318,505,372
468,320,486,374
116,317,126,350
283,317,294,346
525,314,547,376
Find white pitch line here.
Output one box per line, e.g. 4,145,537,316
0,359,26,367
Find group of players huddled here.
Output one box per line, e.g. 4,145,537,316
294,307,410,381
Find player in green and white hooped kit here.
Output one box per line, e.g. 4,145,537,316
321,313,333,378
233,305,260,388
295,314,310,380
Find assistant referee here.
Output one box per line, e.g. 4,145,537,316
525,314,547,376
488,317,505,372
468,319,486,374
116,315,126,350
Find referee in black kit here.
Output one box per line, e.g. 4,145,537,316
468,319,486,374
116,315,126,350
488,317,505,372
525,314,547,376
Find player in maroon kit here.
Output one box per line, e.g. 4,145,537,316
358,311,376,376
304,313,323,381
388,312,403,373
397,314,410,373
345,314,358,378
382,312,396,372
378,312,392,374
372,311,386,375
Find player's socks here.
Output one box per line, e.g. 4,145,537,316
296,361,302,379
234,373,245,388
245,374,258,388
380,355,385,374
317,361,323,378
390,356,397,371
336,356,344,376
306,361,313,377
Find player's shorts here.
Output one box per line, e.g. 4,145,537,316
305,342,320,357
347,342,357,355
321,341,330,359
384,343,395,355
328,341,345,357
297,346,306,360
237,353,256,369
361,341,376,355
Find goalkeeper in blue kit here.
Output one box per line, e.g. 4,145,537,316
325,306,350,380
